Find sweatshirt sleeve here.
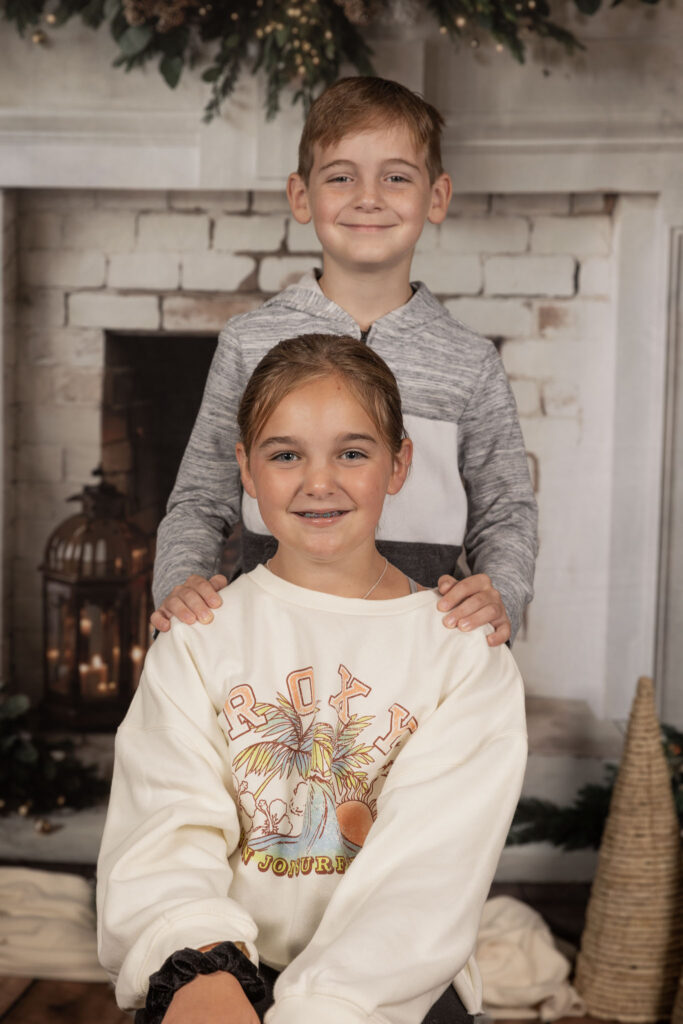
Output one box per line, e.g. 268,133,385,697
458,345,538,643
152,326,245,608
96,623,259,1011
266,628,527,1024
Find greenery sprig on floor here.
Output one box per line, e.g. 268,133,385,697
0,685,109,818
506,724,683,850
2,0,662,122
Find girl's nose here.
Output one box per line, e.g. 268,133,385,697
302,462,336,496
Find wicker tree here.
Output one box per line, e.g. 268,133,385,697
575,676,683,1021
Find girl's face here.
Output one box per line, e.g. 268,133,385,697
236,375,412,569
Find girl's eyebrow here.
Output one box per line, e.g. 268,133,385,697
338,433,378,445
258,432,379,449
258,435,299,449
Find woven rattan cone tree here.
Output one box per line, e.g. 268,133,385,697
672,966,683,1024
575,676,683,1021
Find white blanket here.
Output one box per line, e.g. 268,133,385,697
0,867,107,982
475,896,586,1020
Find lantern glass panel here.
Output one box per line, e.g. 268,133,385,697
46,581,75,696
77,599,122,702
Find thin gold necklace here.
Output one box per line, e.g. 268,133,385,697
265,557,389,600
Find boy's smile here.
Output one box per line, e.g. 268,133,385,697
287,124,452,281
235,375,412,591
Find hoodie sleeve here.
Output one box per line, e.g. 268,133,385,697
96,623,259,1011
458,345,538,642
152,326,245,608
266,628,527,1024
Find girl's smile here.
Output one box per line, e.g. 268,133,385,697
235,374,412,597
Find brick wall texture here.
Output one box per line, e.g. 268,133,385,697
9,188,617,701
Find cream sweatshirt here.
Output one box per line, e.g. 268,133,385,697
97,566,527,1024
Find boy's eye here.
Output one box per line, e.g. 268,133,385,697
328,174,352,183
386,174,409,184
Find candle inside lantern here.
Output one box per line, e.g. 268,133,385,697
79,654,110,697
130,644,144,689
80,616,92,635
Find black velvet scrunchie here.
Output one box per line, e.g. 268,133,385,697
134,941,266,1024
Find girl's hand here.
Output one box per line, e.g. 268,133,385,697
162,971,259,1024
436,573,511,646
150,574,228,632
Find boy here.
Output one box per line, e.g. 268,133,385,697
151,76,537,646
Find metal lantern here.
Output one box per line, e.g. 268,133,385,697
41,473,152,730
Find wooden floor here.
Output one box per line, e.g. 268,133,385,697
0,977,618,1024
0,976,128,1023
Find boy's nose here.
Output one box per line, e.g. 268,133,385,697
354,185,382,211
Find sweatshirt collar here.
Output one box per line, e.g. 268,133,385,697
265,270,445,337
247,563,436,616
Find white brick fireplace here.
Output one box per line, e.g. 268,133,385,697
1,4,682,727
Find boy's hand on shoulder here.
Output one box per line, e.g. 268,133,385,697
150,574,228,632
162,970,259,1024
436,573,511,646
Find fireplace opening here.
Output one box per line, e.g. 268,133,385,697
102,332,217,540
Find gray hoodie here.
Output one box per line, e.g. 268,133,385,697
153,272,537,640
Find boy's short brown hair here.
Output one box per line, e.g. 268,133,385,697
297,76,445,185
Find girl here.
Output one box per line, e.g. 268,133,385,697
97,334,527,1024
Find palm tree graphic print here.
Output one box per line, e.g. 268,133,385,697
230,673,409,870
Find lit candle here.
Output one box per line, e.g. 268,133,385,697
91,653,108,686
130,645,144,689
80,616,92,636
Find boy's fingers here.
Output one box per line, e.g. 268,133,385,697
209,574,228,596
487,622,511,646
436,573,493,611
444,598,497,630
170,589,214,624
186,574,224,609
437,574,457,594
150,609,171,632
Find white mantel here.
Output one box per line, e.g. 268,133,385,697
1,3,682,191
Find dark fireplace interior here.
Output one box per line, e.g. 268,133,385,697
102,333,217,538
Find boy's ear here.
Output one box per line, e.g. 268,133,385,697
427,172,453,226
287,172,313,225
235,442,257,499
387,438,413,496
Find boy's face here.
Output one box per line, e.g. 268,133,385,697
287,123,452,278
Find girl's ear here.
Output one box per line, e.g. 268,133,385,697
287,172,313,225
386,438,413,496
235,442,257,499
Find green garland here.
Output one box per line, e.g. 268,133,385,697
0,684,109,819
506,724,683,851
1,0,661,122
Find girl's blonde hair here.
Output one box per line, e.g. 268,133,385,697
237,333,406,455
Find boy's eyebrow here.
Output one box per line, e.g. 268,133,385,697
318,158,421,173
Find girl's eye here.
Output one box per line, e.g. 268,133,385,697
340,449,367,461
271,451,299,463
